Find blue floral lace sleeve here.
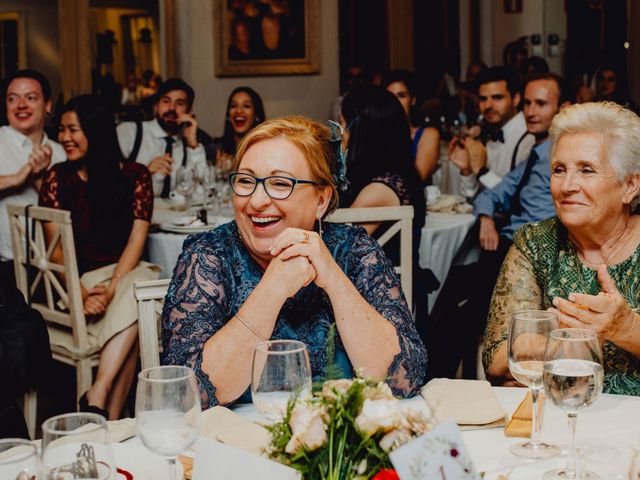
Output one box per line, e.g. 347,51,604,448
161,230,231,408
329,225,428,396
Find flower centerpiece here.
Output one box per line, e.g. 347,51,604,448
266,377,432,480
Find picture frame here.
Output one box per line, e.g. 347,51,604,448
214,0,320,77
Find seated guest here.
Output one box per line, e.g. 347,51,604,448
384,69,440,183
484,102,640,394
0,69,65,288
212,86,265,168
449,66,534,199
427,74,569,379
161,116,427,407
39,95,159,419
339,86,425,236
117,78,205,197
0,282,51,438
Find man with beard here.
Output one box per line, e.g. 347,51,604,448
117,78,205,197
449,66,535,199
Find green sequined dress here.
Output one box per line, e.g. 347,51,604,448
513,217,640,395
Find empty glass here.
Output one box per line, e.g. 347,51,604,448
252,340,312,421
174,166,196,211
135,366,200,480
0,438,39,479
41,412,114,480
543,328,604,479
508,310,561,459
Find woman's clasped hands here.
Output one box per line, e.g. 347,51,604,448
264,227,341,298
549,264,637,344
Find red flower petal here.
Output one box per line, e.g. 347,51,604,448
372,468,400,480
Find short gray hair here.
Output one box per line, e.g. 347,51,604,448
549,101,640,181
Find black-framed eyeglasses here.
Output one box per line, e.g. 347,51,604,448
228,172,319,200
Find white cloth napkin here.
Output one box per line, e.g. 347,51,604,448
200,406,271,455
421,378,507,430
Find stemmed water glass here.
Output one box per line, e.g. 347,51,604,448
0,438,39,479
252,340,312,421
201,164,219,215
175,166,196,212
508,310,561,459
41,412,115,480
542,328,604,479
135,366,200,480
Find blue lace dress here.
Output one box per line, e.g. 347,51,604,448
161,221,427,408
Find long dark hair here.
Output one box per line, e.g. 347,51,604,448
60,95,132,243
218,86,266,155
340,85,425,223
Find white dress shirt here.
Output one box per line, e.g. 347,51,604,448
0,125,66,261
460,111,535,198
117,118,206,195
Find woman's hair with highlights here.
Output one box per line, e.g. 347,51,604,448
233,116,339,215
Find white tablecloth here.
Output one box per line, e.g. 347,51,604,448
418,212,476,312
232,387,640,479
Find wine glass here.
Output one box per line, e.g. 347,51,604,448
252,340,312,421
0,438,39,479
201,164,219,215
135,366,200,480
542,328,604,479
41,412,115,480
175,166,196,211
508,310,561,459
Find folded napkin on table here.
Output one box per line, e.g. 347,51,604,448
421,378,507,430
504,390,546,438
200,406,270,455
427,194,473,213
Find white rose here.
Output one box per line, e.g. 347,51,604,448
379,428,412,452
321,379,353,401
362,382,395,401
403,407,432,435
285,402,328,454
355,399,407,436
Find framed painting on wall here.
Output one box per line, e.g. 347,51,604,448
214,0,320,77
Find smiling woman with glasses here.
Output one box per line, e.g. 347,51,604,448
161,116,427,408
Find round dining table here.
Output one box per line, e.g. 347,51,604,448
114,386,640,479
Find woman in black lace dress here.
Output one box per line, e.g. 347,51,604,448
39,95,158,419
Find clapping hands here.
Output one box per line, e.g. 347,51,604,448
549,264,637,344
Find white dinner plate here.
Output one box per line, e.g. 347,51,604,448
159,222,215,234
114,442,184,480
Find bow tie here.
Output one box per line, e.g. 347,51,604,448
486,127,504,143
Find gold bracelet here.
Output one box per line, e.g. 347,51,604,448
234,313,266,342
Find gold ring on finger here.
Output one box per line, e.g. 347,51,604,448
302,232,310,243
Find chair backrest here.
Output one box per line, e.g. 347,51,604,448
7,204,89,352
326,206,414,307
134,278,170,370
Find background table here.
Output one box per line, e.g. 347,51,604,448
418,212,477,312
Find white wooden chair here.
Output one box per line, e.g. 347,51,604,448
134,278,170,370
326,206,414,308
8,204,100,437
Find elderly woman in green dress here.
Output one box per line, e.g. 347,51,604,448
483,102,640,395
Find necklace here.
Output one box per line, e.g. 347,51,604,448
571,217,633,268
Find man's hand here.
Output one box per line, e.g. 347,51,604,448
179,113,199,149
147,154,174,176
448,138,471,176
479,215,500,251
28,144,52,175
466,138,488,174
